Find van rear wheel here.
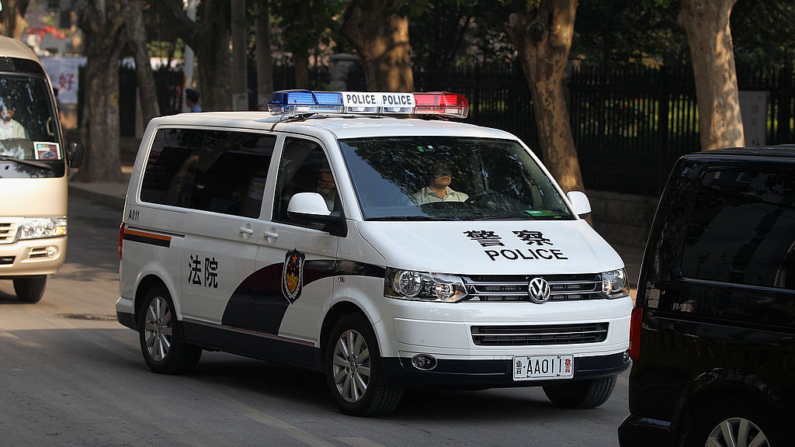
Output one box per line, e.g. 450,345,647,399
325,314,403,417
138,285,202,374
542,376,617,409
13,276,47,303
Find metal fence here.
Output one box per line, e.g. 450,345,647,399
117,63,794,197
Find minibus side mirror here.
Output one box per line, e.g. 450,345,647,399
66,141,84,168
287,192,348,237
566,191,592,219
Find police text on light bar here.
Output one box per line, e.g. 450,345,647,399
267,90,469,119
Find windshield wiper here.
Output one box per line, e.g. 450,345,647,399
368,216,448,221
0,156,54,171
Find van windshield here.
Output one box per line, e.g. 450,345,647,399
0,74,63,179
339,137,573,221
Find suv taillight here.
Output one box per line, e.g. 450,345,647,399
118,223,125,261
628,307,643,361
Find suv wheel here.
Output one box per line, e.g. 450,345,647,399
542,376,617,409
325,314,403,416
138,285,202,374
13,276,47,303
689,398,777,447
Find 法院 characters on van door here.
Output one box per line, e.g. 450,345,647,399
187,254,219,288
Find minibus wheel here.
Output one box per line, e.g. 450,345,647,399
542,375,616,409
138,284,202,374
325,314,403,416
13,276,47,303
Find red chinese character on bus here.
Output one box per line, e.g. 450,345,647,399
564,358,572,373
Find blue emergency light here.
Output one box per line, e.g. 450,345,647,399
268,90,469,119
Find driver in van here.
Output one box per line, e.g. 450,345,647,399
412,163,469,205
0,98,27,140
316,169,337,211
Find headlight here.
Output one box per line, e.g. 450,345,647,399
601,269,629,298
385,268,467,302
19,217,67,240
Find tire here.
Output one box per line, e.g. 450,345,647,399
687,398,778,447
542,375,617,409
325,314,403,417
13,276,47,303
138,285,202,375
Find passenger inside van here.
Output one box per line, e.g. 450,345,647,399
0,97,28,140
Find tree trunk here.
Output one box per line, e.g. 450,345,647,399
76,1,126,183
230,0,248,110
679,0,745,151
506,0,585,194
255,1,273,110
149,0,231,112
341,0,414,92
294,47,310,89
1,0,29,40
120,0,160,127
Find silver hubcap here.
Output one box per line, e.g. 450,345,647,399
144,296,172,362
707,417,769,447
332,329,371,403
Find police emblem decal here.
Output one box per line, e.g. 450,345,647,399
282,250,305,302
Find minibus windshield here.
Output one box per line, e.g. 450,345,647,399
339,137,573,221
0,73,63,178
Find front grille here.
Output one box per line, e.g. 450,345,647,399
471,323,609,346
0,219,22,244
463,274,603,302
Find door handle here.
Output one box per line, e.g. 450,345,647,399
239,226,254,237
262,230,279,239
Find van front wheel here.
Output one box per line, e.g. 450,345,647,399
13,276,47,303
325,314,402,417
542,376,617,409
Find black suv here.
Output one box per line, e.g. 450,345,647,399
618,147,795,447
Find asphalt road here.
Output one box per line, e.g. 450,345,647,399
0,196,631,447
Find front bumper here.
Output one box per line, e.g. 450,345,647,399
617,414,674,447
0,236,66,277
383,351,630,387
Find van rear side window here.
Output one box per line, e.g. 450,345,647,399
140,128,275,218
681,168,795,289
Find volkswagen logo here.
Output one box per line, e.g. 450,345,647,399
528,277,551,303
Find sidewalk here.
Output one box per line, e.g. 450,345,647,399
68,180,645,300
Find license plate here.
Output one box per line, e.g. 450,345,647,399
513,355,574,381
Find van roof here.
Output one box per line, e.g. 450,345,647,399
687,145,795,160
148,112,518,140
0,36,39,62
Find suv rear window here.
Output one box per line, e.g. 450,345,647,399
681,168,795,290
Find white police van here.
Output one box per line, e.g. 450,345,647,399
117,90,631,416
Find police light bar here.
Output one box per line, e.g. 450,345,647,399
268,90,469,118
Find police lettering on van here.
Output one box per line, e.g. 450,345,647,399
117,90,631,417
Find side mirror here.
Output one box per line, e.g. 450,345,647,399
66,141,84,168
287,192,347,237
566,191,592,219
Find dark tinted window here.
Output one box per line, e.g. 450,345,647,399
140,128,274,218
273,137,337,227
681,168,795,290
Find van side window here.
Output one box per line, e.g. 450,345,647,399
273,137,337,227
681,169,795,290
140,128,275,218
